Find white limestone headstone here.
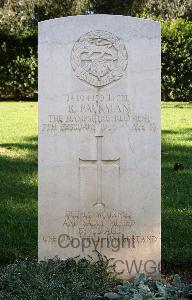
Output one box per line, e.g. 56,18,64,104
38,15,161,278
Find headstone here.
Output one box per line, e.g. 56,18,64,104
38,15,161,278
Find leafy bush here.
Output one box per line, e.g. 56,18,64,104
143,0,192,20
1,51,37,99
105,273,192,300
0,259,192,299
0,31,37,99
0,257,117,300
161,19,192,101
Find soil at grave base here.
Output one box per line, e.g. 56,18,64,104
161,261,192,283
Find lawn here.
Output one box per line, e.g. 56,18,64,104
161,102,192,269
0,102,38,263
0,101,191,270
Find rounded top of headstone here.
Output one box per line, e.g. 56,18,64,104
71,30,128,88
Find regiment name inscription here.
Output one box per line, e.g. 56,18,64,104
41,93,157,134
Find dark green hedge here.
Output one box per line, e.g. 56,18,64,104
0,18,191,101
0,32,37,100
161,19,192,101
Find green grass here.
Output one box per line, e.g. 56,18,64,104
161,102,192,267
0,101,191,269
0,102,38,263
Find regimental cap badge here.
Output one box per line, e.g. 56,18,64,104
71,30,128,88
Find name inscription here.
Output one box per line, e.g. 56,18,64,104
41,93,157,134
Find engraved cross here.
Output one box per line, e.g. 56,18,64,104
79,135,120,208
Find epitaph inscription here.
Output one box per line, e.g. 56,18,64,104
62,210,135,237
42,209,159,253
71,30,128,87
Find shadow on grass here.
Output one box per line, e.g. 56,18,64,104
162,128,192,142
161,135,192,272
1,143,37,152
0,136,38,264
0,203,37,265
24,136,38,142
0,135,38,153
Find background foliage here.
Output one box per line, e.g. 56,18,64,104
143,0,192,20
0,0,192,101
161,19,192,101
0,257,118,299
